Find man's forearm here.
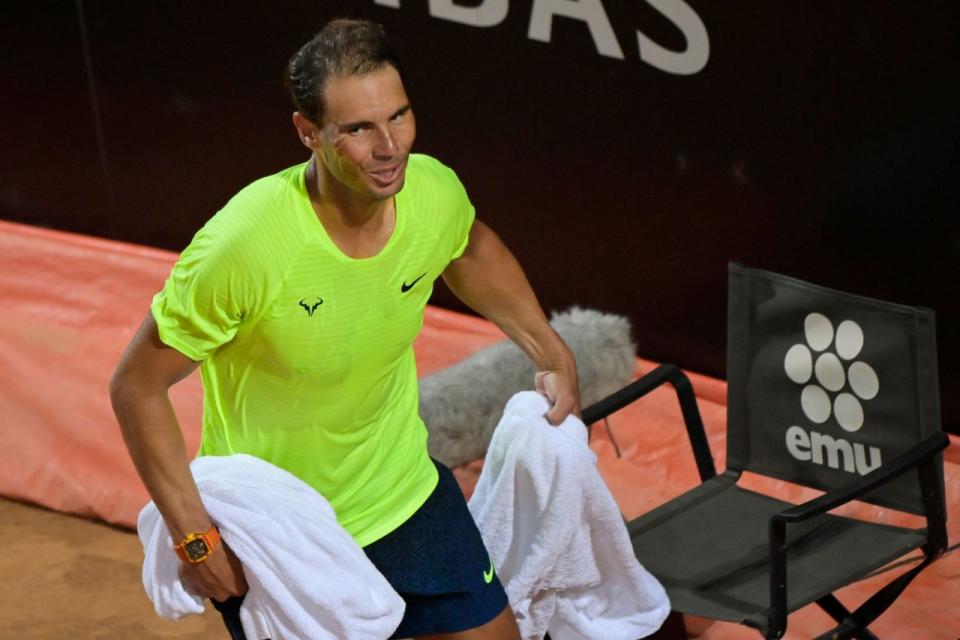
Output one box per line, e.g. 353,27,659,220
443,221,573,365
111,373,248,601
110,379,212,540
442,220,580,422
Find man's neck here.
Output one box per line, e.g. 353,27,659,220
305,156,396,258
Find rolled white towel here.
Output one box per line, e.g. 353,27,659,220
137,453,405,640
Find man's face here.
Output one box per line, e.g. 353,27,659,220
316,65,416,201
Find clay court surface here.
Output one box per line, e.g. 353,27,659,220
0,497,226,638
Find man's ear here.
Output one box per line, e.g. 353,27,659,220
292,111,320,149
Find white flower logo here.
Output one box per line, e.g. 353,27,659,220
783,313,880,433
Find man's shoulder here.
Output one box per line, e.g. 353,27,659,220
219,162,307,222
407,153,455,181
183,162,310,270
202,163,308,244
404,153,467,200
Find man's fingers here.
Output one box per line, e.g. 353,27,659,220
534,371,549,395
535,371,558,401
545,401,569,425
177,545,248,601
535,370,580,425
178,565,194,594
545,389,579,425
179,564,211,598
221,542,249,594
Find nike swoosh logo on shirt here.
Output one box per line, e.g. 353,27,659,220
401,272,427,293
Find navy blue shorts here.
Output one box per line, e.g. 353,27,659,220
214,459,508,640
363,458,509,638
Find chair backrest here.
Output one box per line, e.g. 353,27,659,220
726,263,942,514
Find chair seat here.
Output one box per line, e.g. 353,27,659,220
627,474,927,630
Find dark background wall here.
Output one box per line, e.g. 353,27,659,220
2,1,957,432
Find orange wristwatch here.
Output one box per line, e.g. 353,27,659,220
173,525,221,564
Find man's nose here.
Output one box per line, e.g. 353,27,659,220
372,126,398,156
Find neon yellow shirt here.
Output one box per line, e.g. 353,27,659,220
151,154,475,546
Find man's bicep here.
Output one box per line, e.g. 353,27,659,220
442,219,495,280
441,219,533,319
113,312,200,392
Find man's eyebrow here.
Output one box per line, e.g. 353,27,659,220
390,105,411,119
336,105,411,131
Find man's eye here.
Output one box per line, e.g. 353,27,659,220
345,124,371,136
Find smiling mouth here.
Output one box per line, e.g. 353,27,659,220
368,161,405,187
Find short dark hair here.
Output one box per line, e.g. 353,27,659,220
284,19,404,124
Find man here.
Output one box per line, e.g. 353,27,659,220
110,19,579,639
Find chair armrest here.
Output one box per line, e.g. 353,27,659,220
773,432,949,524
581,364,717,481
766,432,949,637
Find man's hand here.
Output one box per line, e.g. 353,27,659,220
535,368,581,426
178,541,248,602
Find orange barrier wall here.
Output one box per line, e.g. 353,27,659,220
1,220,957,638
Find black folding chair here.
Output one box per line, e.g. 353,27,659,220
582,263,949,639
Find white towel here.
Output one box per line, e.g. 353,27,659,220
468,392,671,640
137,454,405,640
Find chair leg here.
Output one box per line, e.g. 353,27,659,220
814,619,879,640
816,594,853,624
814,596,879,640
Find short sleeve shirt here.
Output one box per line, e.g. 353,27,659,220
151,154,475,546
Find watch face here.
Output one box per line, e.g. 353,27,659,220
185,538,210,561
